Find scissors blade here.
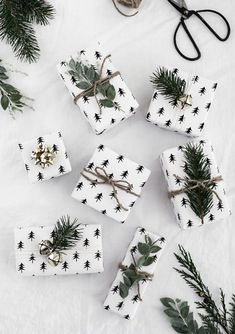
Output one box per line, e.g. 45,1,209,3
167,0,188,14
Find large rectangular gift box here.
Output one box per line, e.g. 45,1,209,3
160,139,231,229
146,67,218,137
18,131,72,183
57,44,139,135
72,145,151,223
15,224,104,276
104,227,166,320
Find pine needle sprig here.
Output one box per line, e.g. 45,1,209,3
150,67,186,107
0,0,55,62
183,143,214,224
228,295,235,333
51,215,83,251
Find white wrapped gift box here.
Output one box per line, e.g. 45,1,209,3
18,131,72,183
146,67,217,137
15,224,104,276
104,227,166,320
160,139,231,229
57,44,139,135
72,145,151,223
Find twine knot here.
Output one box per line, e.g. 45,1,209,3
74,54,120,114
80,166,140,211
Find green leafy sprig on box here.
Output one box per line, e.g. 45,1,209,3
119,235,161,300
0,60,33,117
68,58,121,110
161,245,235,334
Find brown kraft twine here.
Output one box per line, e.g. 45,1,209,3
112,0,142,17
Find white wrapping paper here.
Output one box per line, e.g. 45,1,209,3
160,139,231,229
104,227,166,320
72,145,151,223
57,44,139,135
15,224,103,276
18,131,72,183
147,67,217,137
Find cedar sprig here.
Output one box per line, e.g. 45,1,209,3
150,67,186,107
0,0,55,62
51,215,83,251
183,143,214,224
68,58,121,110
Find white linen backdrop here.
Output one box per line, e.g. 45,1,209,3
0,0,234,333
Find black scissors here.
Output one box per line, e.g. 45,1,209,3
167,0,231,61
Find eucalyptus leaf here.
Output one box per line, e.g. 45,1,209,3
142,256,155,266
119,282,129,299
124,276,132,288
138,242,151,255
1,95,9,110
76,81,91,90
99,99,114,108
137,256,146,268
106,85,116,100
151,245,161,253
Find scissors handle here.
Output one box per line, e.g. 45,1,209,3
174,9,231,61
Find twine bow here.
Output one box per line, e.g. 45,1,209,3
39,240,64,267
74,54,120,114
168,174,223,202
112,0,142,17
80,166,140,211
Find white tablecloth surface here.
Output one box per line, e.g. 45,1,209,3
0,1,234,333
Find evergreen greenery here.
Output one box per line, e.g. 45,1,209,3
161,245,235,334
119,235,161,299
51,215,83,252
0,59,32,117
183,143,214,224
150,67,186,107
0,0,55,62
68,58,121,110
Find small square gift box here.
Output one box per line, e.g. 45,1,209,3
104,227,166,320
160,139,231,229
146,66,218,137
57,44,139,135
18,131,72,183
15,216,104,276
71,145,151,223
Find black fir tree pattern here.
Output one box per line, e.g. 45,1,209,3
165,120,172,127
101,159,109,168
73,251,79,261
53,144,59,153
169,154,176,164
217,201,224,211
95,193,103,202
192,75,199,83
153,91,158,100
17,241,24,250
124,315,130,320
18,263,25,273
192,107,199,116
94,228,100,238
98,144,104,151
199,87,206,95
18,143,23,150
76,182,84,190
118,88,125,97
187,220,193,227
59,165,65,174
178,115,185,123
205,103,211,111
116,301,124,310
131,295,140,303
104,305,110,311
212,83,218,90
29,253,36,263
25,164,30,172
84,260,90,270
111,285,119,294
37,137,44,144
37,172,44,181
28,231,35,241
117,155,124,163
83,238,90,248
40,262,47,272
95,250,101,261
158,107,164,116
94,51,102,59
62,261,69,271
136,165,144,173
94,113,101,122
121,170,129,179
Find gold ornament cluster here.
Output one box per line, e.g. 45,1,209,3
31,143,56,169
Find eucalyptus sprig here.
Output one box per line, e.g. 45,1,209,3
119,235,161,299
150,67,186,107
0,60,33,117
161,245,235,334
68,58,121,110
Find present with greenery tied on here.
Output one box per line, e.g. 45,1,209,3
119,235,162,300
68,55,122,112
0,60,33,117
161,245,235,334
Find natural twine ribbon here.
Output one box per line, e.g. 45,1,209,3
80,166,140,211
168,174,223,201
74,54,120,114
119,251,154,301
112,0,142,17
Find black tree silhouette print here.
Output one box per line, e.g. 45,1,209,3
205,103,211,111
111,118,116,124
116,301,124,310
129,201,135,208
124,315,130,320
76,182,84,190
18,263,25,273
117,155,124,163
101,159,109,168
108,173,114,179
192,107,199,116
83,238,90,248
178,115,185,124
111,285,119,294
140,181,146,188
37,137,44,144
169,154,176,164
95,193,103,202
90,181,97,188
110,191,116,199
64,152,68,159
136,165,144,173
153,91,158,100
101,209,107,215
132,295,140,303
199,123,204,131
29,253,36,263
186,127,192,135
80,49,86,55
98,144,104,151
25,164,30,172
81,199,87,205
94,113,101,122
199,87,206,95
146,112,150,121
62,261,69,271
139,228,146,234
84,260,90,270
174,175,182,185
209,214,214,221
95,250,101,261
58,132,62,138
28,231,35,241
187,220,193,227
61,61,66,66
59,165,65,174
18,143,23,150
71,76,76,84
165,120,172,127
94,51,102,59
192,75,199,83
37,172,44,181
73,251,79,261
121,170,128,179
114,205,121,213
17,241,24,250
82,96,89,103
177,213,181,221
158,107,164,116
94,228,100,238
212,83,218,91
131,245,137,254
104,305,110,311
40,262,47,272
106,69,112,76
160,237,165,243
87,162,94,170
217,201,224,211
52,144,59,153
181,198,187,207
118,88,125,97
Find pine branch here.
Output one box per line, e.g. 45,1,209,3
174,245,230,333
52,215,83,251
183,143,214,224
150,67,186,107
0,0,55,62
228,295,235,334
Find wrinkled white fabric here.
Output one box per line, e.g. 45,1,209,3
0,0,234,333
